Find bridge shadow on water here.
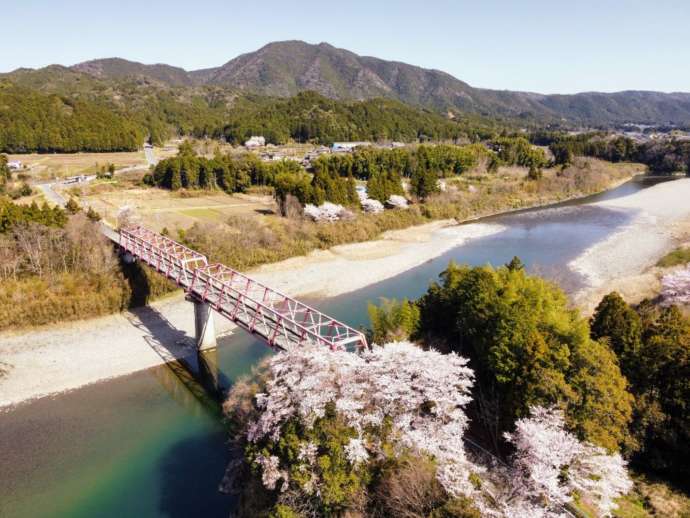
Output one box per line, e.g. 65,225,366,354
126,305,232,413
122,304,242,517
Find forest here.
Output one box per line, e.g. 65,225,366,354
151,138,547,207
0,82,143,152
0,197,174,328
217,91,496,145
536,131,690,174
0,74,499,153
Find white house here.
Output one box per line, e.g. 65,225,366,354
331,142,370,153
7,160,22,170
244,136,266,148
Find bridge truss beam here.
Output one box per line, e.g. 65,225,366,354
119,226,367,351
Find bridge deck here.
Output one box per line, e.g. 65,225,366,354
119,226,367,351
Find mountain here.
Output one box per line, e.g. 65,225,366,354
2,64,105,95
72,57,194,87
188,41,690,125
5,40,690,126
191,41,539,115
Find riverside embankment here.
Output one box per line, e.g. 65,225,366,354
0,220,503,408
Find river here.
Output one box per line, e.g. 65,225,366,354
0,176,670,518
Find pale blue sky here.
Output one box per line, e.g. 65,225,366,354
3,0,689,94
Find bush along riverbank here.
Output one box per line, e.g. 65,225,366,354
0,157,640,330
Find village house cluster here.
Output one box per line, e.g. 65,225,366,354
243,136,407,167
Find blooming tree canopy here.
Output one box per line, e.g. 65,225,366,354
499,406,633,517
235,346,633,517
303,202,352,221
661,267,690,306
386,194,409,208
361,198,384,213
247,341,477,495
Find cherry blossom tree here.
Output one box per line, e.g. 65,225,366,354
500,406,633,517
247,341,477,496
386,194,409,208
661,267,690,305
361,198,384,213
232,348,633,517
303,202,353,221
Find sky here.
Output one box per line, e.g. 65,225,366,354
2,0,689,94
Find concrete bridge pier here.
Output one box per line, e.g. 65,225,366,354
122,251,136,264
193,300,217,350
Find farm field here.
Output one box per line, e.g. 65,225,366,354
76,184,276,231
7,146,179,181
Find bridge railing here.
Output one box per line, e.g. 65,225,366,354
120,226,208,288
119,226,367,351
190,263,366,350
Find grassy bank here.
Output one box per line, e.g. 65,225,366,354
0,158,642,331
657,246,690,268
612,474,689,518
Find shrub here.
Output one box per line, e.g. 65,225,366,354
367,297,419,344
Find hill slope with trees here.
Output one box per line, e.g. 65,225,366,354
0,82,143,152
4,40,690,153
62,40,690,125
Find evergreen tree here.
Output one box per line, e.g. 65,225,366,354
170,163,182,191
0,154,9,188
506,256,525,271
0,199,67,232
367,298,420,343
411,167,439,200
416,262,633,451
590,292,643,382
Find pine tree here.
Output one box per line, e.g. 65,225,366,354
411,167,439,200
506,256,525,271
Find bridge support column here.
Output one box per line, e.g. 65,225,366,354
193,300,217,350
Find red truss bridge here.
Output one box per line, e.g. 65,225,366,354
119,226,368,351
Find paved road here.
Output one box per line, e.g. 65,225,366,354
36,183,67,207
99,222,121,243
32,143,154,207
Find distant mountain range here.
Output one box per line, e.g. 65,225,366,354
6,40,690,126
